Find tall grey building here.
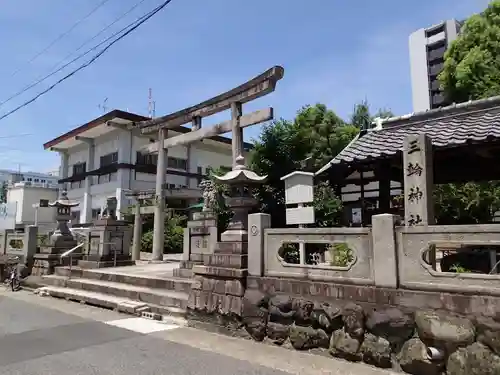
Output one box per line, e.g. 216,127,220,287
409,19,463,112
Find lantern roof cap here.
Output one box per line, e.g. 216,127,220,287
49,190,79,208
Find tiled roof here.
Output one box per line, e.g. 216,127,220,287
327,96,500,168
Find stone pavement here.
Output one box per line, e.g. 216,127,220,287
0,289,396,375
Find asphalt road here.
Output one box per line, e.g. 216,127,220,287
0,289,395,375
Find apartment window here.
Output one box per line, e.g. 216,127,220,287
167,157,187,170
70,180,83,189
100,152,118,167
72,162,86,176
136,152,157,166
425,24,445,39
98,172,117,184
197,166,203,174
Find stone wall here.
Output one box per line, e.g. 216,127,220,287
186,211,500,374
239,289,500,375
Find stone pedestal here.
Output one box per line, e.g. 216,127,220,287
174,211,217,278
79,217,133,269
188,158,266,318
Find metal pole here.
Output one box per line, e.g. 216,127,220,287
152,128,167,261
33,203,39,226
298,203,306,265
69,253,72,279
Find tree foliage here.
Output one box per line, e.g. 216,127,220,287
248,104,358,227
434,182,500,224
435,1,500,224
246,102,391,227
0,182,7,204
202,101,396,228
439,1,500,102
204,166,232,233
141,213,186,254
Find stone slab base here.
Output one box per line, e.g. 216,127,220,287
78,259,135,269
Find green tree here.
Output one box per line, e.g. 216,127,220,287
204,166,232,233
434,182,500,224
248,104,355,227
207,102,392,228
140,213,186,254
435,1,500,224
0,182,7,204
439,1,500,102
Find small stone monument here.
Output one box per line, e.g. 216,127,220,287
175,179,219,278
79,197,133,269
403,133,434,226
32,190,80,275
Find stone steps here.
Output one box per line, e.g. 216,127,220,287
54,267,194,293
34,285,186,320
41,274,189,310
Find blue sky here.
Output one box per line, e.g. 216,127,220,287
0,0,491,173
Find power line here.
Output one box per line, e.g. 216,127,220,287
0,0,174,122
0,0,149,108
0,133,32,139
8,0,112,79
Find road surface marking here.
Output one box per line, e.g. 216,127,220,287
106,317,180,334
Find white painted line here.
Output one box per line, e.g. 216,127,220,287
106,317,180,334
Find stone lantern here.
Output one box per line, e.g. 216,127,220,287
213,155,267,241
48,190,79,249
31,190,79,276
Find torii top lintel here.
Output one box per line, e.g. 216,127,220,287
135,65,285,135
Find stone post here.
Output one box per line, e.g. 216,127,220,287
24,225,38,266
152,128,167,261
372,214,398,288
403,133,434,226
248,213,271,277
131,201,142,261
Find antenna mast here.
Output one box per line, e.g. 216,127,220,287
148,88,156,118
98,97,108,113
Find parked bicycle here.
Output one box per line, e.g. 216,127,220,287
3,256,21,291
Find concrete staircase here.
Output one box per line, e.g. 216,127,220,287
28,266,195,319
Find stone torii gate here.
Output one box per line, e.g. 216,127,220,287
132,66,284,261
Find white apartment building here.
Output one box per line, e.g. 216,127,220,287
0,169,58,187
7,182,58,230
409,19,463,112
43,110,248,224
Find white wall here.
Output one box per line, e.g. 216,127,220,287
7,185,58,225
7,188,23,224
409,28,431,113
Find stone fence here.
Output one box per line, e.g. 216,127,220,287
248,213,500,302
0,226,37,264
186,212,500,374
